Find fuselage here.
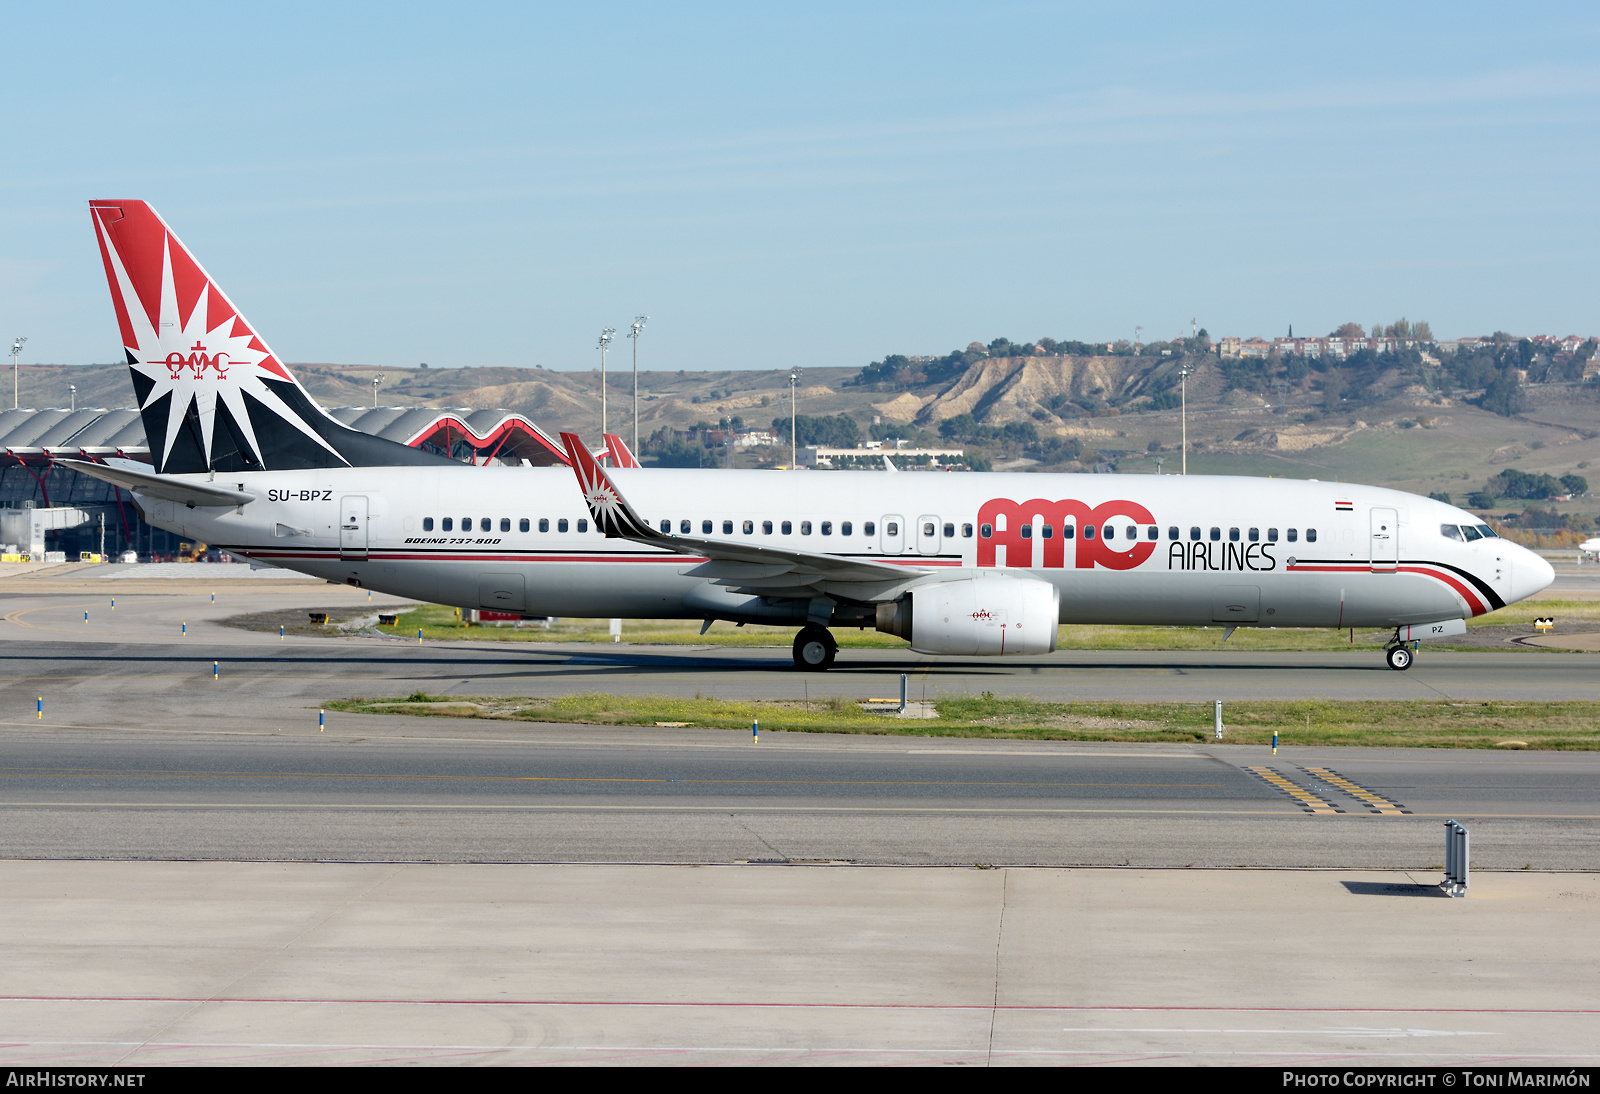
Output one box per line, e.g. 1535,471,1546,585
139,466,1554,630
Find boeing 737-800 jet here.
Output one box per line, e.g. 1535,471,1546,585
66,200,1554,671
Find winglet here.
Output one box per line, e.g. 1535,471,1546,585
602,432,643,469
559,432,656,539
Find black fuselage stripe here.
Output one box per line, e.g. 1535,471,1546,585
1293,557,1505,612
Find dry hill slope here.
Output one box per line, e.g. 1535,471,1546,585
13,359,1599,511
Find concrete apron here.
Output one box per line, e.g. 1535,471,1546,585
0,862,1595,1066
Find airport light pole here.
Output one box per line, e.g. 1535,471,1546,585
11,336,26,410
789,369,799,469
69,384,76,412
1179,363,1191,475
628,315,648,456
598,327,616,456
372,374,384,407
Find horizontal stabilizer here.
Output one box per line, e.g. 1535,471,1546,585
60,459,254,507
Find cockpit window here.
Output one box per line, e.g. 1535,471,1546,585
1441,524,1465,541
1460,524,1483,542
1477,524,1497,538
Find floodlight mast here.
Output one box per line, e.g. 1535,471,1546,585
1179,363,1192,475
69,384,76,412
628,316,648,456
789,369,799,469
11,337,26,410
372,374,384,408
598,327,616,460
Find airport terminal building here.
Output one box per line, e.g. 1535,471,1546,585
0,406,567,561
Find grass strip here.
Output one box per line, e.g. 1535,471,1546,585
324,692,1600,750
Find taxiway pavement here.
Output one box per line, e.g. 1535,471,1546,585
0,720,1595,867
0,861,1594,1067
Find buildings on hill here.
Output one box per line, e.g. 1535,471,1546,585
1216,333,1593,362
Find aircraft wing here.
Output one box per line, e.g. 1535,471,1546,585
559,433,932,595
61,458,255,507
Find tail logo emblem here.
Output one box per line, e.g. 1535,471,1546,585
163,341,230,380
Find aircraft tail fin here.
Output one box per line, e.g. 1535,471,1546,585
601,433,643,468
88,200,446,474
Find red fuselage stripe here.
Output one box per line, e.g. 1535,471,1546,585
243,551,964,567
1286,563,1488,616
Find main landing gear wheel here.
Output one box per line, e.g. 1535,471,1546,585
793,626,837,671
1385,645,1414,671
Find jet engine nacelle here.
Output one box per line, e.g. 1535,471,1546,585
875,574,1060,656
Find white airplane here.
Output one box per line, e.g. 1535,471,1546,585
1580,537,1600,560
67,200,1555,672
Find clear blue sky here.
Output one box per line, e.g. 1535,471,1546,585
4,2,1599,371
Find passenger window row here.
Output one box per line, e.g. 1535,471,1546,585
654,519,976,539
414,514,1326,549
976,523,1319,543
1176,526,1315,543
979,523,1161,540
418,516,980,542
420,517,587,533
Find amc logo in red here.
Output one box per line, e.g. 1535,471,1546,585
161,340,231,380
976,498,1156,570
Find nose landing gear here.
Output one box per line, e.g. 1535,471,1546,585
1385,642,1414,671
793,625,837,671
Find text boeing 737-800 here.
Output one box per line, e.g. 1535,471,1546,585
66,200,1554,671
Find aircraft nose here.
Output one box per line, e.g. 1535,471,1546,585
1510,543,1555,603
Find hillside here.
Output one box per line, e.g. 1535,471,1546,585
13,354,1599,523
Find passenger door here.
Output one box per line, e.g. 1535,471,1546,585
915,515,942,555
1370,507,1398,572
339,496,368,561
